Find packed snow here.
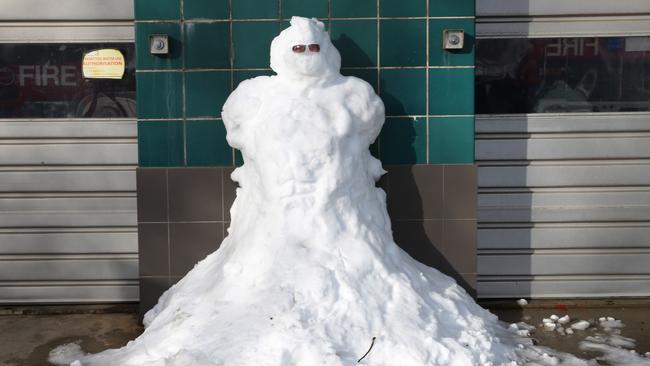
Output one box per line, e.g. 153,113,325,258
570,320,591,331
48,16,649,366
517,299,529,306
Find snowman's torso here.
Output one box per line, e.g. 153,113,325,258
231,76,378,203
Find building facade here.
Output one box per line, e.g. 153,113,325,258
0,0,648,313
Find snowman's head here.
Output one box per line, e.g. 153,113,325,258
270,17,341,79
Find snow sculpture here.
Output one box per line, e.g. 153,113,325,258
50,16,522,366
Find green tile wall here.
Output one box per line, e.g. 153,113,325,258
134,0,475,167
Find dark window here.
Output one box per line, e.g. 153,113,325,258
0,43,135,118
476,37,650,114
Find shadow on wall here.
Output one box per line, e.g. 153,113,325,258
332,34,374,68
330,31,475,295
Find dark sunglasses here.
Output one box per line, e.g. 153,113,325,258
292,44,320,53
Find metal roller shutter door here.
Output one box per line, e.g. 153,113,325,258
0,1,138,303
476,113,650,298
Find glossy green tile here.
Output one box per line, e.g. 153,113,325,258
380,20,426,66
369,140,380,159
233,0,278,18
184,0,229,19
331,0,376,17
331,20,377,68
234,70,274,88
184,22,230,69
429,68,474,115
233,22,279,68
185,71,231,118
282,0,328,18
379,118,427,164
428,117,474,163
341,68,378,92
432,0,475,16
429,19,474,66
135,0,180,20
136,72,183,119
380,0,425,17
135,22,182,70
380,68,426,116
235,149,244,166
186,120,232,166
138,121,184,167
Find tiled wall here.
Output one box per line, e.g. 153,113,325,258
137,165,476,313
134,0,476,313
135,0,475,166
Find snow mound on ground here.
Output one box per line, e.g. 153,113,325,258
50,16,520,366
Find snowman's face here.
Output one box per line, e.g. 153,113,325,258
270,17,341,79
282,36,327,77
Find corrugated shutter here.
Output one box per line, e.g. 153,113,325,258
0,2,138,303
0,119,138,303
476,113,650,298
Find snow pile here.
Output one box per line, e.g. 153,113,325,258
598,316,624,332
516,298,528,306
570,320,591,331
580,335,650,366
49,16,523,366
508,322,536,337
540,314,572,334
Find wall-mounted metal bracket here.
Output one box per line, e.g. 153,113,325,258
149,34,169,55
442,29,465,50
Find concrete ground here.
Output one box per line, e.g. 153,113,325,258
0,305,142,366
0,300,648,365
483,298,650,360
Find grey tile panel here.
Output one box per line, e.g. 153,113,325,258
168,168,222,222
170,223,224,276
137,168,168,222
137,223,169,277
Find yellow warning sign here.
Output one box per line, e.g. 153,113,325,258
82,49,126,79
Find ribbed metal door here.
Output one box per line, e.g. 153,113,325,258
475,2,650,299
0,0,138,303
476,113,650,298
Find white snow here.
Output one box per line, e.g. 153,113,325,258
48,16,522,366
49,343,85,365
558,315,570,325
544,322,557,331
571,320,591,331
599,316,624,331
517,298,528,306
508,322,535,337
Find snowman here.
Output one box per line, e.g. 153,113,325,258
50,16,522,366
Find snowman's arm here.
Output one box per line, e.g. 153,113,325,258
222,79,263,151
347,78,385,145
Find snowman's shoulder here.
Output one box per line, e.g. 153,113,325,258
223,76,275,114
340,75,376,96
232,76,274,98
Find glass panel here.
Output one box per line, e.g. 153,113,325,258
0,43,135,118
476,37,650,114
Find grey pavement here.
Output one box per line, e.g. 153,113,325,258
0,300,648,365
0,305,142,366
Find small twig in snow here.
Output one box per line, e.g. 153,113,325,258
357,337,376,363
